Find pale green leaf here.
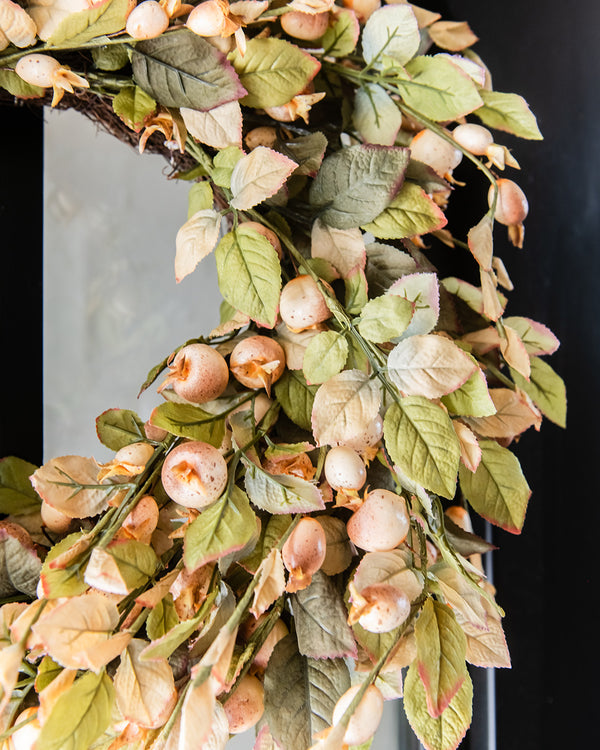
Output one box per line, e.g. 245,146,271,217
459,440,531,534
146,594,180,641
0,70,44,98
358,294,414,343
37,670,115,750
475,89,543,140
319,7,359,57
215,226,281,328
404,663,473,750
95,408,145,451
112,86,156,132
181,100,242,149
441,367,496,417
47,0,129,45
383,398,460,498
362,5,420,67
106,539,158,592
396,56,483,121
141,611,205,662
362,182,447,239
291,571,357,659
175,208,222,283
132,29,246,111
91,44,129,72
150,402,225,447
388,271,440,339
309,144,410,229
353,84,403,146
229,37,320,108
264,635,351,750
230,147,297,210
184,486,258,571
415,599,467,718
243,459,325,514
39,533,89,599
344,268,369,315
303,331,349,385
311,219,366,279
502,316,559,356
0,456,41,515
187,182,214,218
510,356,566,428
274,370,319,431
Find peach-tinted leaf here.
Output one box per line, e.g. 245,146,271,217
0,642,24,714
388,272,440,339
479,268,505,321
0,522,41,598
388,335,477,399
196,624,239,692
460,327,501,356
503,316,560,356
118,494,159,545
492,256,513,290
464,388,541,440
114,639,177,729
179,679,216,748
230,147,297,211
38,666,77,723
415,599,467,718
175,209,222,284
467,215,492,271
452,421,481,473
251,548,286,617
430,564,487,632
442,277,507,319
181,101,243,149
31,456,115,519
311,370,381,448
499,324,530,379
463,595,511,669
311,219,366,279
428,20,479,51
276,323,321,371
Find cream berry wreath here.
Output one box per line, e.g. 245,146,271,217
0,2,566,749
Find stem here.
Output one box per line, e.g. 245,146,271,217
0,712,38,743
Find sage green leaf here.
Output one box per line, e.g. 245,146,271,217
146,594,180,641
107,540,159,591
0,456,41,515
459,440,530,534
36,670,115,750
132,29,246,111
365,241,418,296
344,267,369,315
215,226,281,328
510,357,566,428
361,5,420,67
353,84,403,146
112,87,157,132
383,398,460,499
243,459,325,514
188,182,214,218
149,402,225,447
415,599,467,718
184,486,258,571
0,70,44,98
404,663,473,750
475,90,543,140
95,408,146,451
303,331,349,385
141,610,205,661
291,571,357,659
318,7,359,57
264,634,350,750
211,145,243,189
362,182,447,239
92,44,129,72
278,131,328,177
310,144,409,229
40,533,89,599
47,0,129,45
274,370,319,431
441,367,495,418
396,56,483,121
229,37,320,108
358,294,414,343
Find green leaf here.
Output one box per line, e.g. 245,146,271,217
146,594,180,641
396,56,483,121
353,84,403,146
141,610,205,662
361,4,420,67
188,182,214,218
95,408,146,451
264,634,351,750
215,226,281,328
149,402,225,447
47,0,129,46
358,294,414,343
35,657,63,693
362,182,447,239
475,89,543,140
404,663,473,750
274,370,319,431
37,670,115,750
278,132,328,177
107,540,159,591
132,29,246,111
0,456,41,515
0,70,44,99
92,44,129,72
291,571,357,659
441,367,496,417
383,398,460,499
510,356,566,428
184,486,257,571
415,599,467,718
344,268,369,315
211,145,243,189
112,87,157,133
40,533,89,599
309,144,410,229
229,37,320,108
459,440,531,534
243,459,325,514
303,331,349,385
318,7,359,57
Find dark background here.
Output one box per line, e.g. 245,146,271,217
1,1,597,748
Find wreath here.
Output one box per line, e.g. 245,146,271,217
0,2,566,749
